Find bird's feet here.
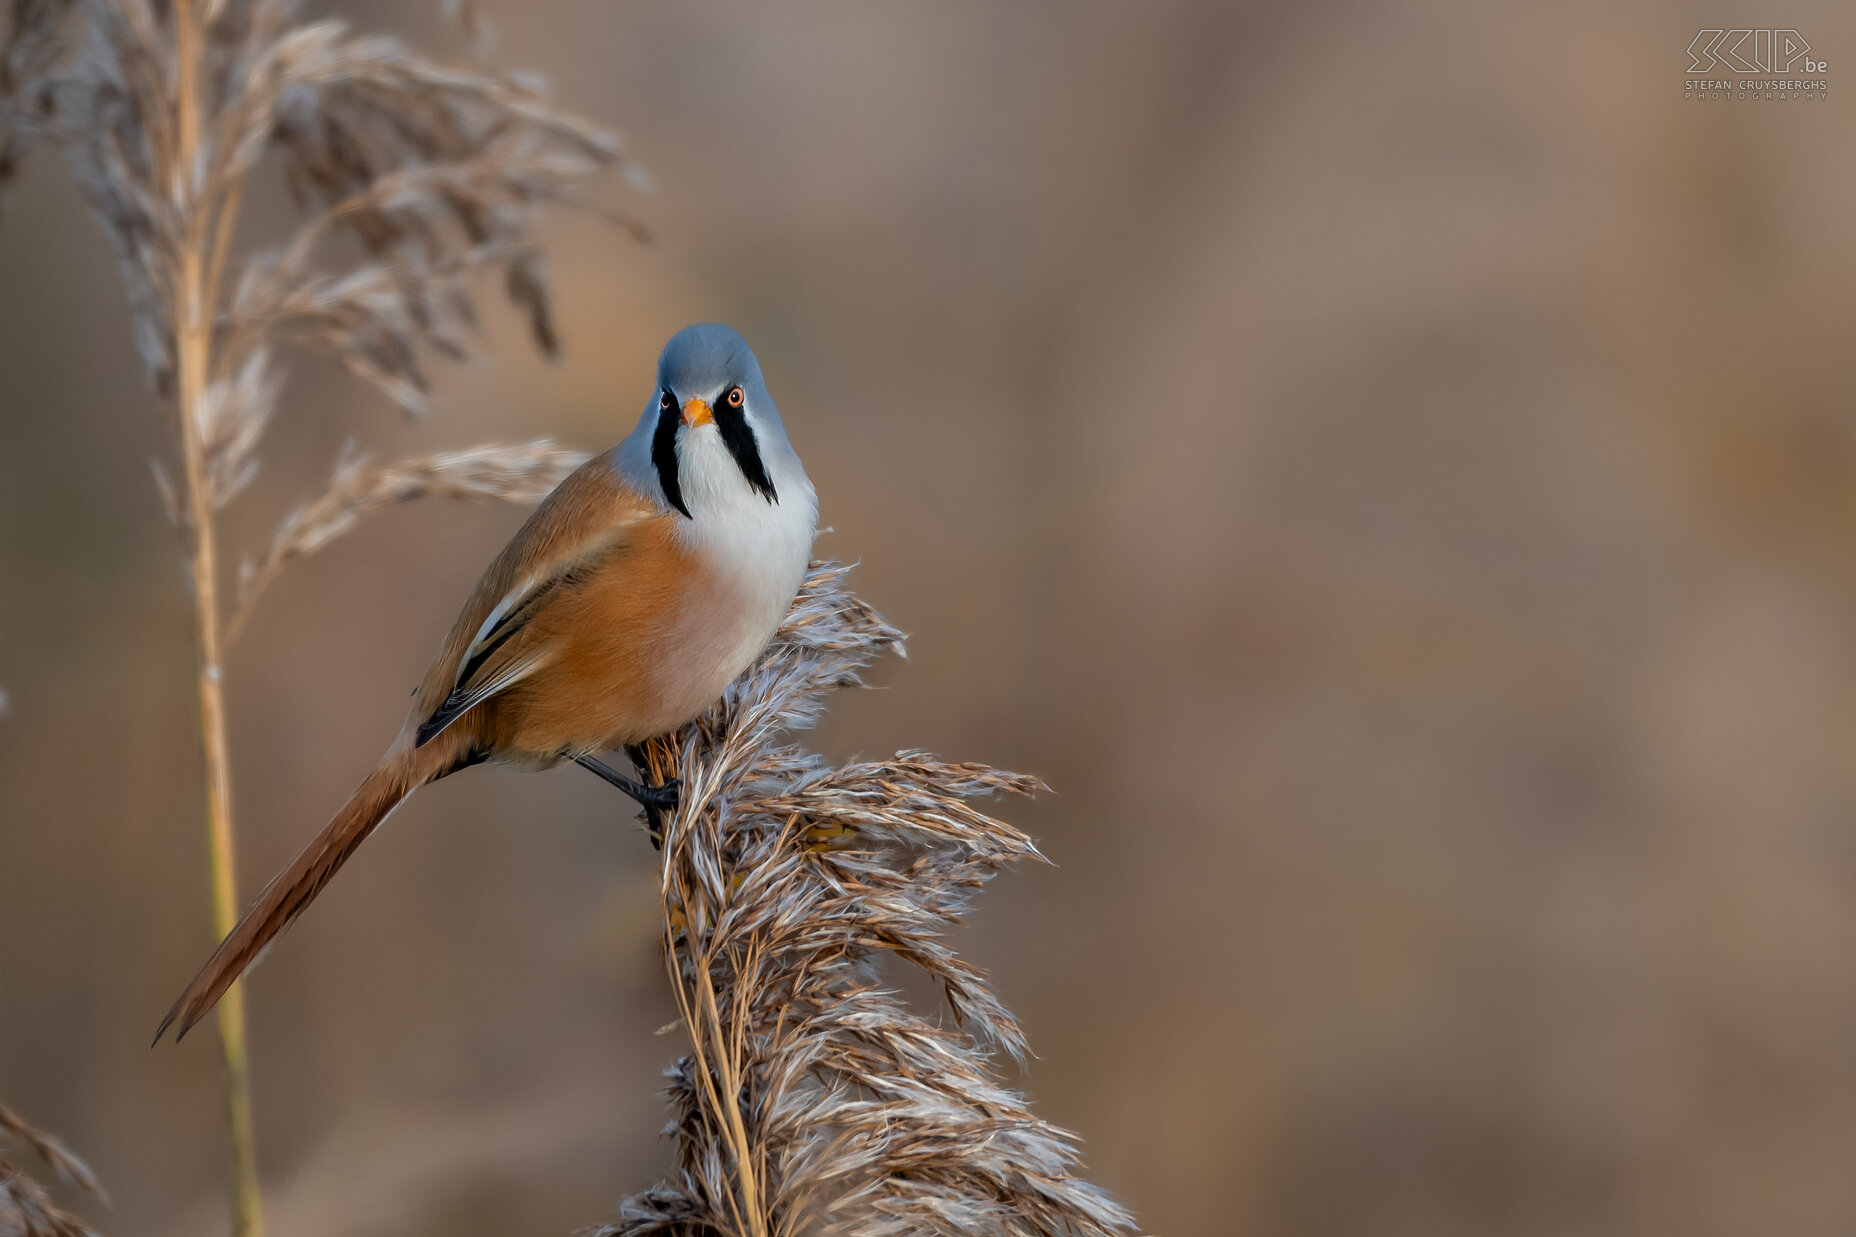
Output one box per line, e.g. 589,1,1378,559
574,754,680,848
636,777,680,850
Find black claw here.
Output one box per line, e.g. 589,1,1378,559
575,755,679,847
633,776,681,810
636,777,680,850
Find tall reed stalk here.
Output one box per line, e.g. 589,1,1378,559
169,7,260,1227
1,3,638,1233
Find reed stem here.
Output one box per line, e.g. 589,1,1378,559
172,4,265,1235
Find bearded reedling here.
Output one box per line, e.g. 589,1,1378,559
156,324,817,1042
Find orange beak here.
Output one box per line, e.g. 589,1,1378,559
681,397,713,428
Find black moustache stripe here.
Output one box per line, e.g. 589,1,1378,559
653,398,691,518
715,402,778,504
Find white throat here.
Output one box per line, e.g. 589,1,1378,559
663,424,817,678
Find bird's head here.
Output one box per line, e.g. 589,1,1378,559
635,323,803,521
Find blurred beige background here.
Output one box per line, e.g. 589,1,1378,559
6,1,1856,1234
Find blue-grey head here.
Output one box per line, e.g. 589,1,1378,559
620,324,812,523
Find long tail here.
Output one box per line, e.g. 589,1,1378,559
155,739,458,1044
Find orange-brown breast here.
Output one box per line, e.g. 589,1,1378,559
400,450,770,762
482,520,752,753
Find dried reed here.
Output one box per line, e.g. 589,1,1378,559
1,3,637,1234
613,563,1136,1237
226,438,586,639
0,1102,103,1237
8,5,1132,1233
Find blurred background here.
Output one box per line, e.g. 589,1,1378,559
5,1,1856,1234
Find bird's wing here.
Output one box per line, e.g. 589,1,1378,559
413,556,594,746
409,450,662,747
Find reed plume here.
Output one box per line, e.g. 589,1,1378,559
0,1101,103,1237
613,562,1136,1237
1,3,635,1233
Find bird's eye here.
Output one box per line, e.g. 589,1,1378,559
659,390,674,411
725,386,744,408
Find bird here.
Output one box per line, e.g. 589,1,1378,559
155,323,817,1043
